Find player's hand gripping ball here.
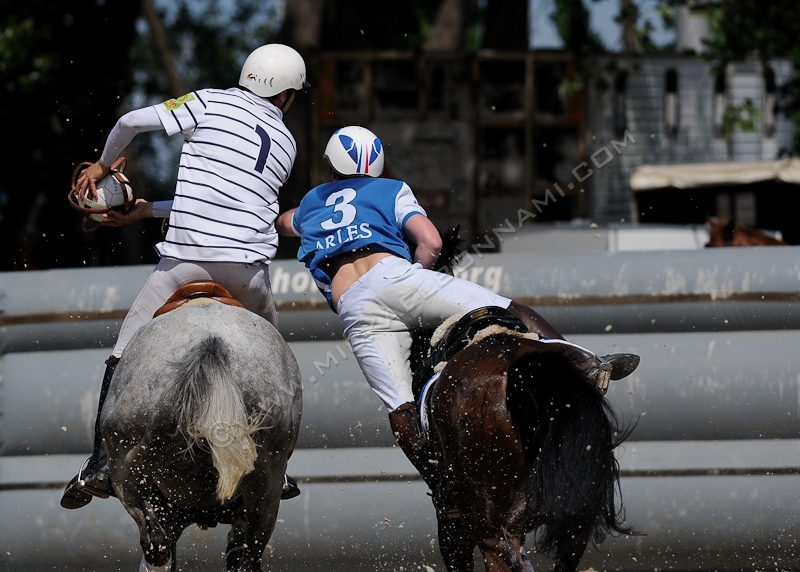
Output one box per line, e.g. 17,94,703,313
79,171,135,221
68,159,136,230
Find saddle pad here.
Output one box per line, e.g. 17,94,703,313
417,325,540,433
418,371,441,433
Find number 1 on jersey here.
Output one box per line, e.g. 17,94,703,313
254,124,271,173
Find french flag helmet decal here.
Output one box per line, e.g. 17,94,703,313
338,134,382,174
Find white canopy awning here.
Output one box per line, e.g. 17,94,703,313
630,159,800,191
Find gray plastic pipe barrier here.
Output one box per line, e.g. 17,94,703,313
3,247,800,352
3,248,800,570
2,442,800,572
0,330,800,455
2,330,800,455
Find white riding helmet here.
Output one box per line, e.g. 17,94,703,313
239,44,310,98
324,126,385,178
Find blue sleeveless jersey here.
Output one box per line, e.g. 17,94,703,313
291,177,426,309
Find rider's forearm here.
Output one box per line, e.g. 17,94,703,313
100,106,165,167
276,209,299,237
413,245,440,269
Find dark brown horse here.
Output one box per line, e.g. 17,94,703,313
705,216,787,247
425,330,633,571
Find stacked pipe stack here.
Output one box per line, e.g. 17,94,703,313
2,247,800,571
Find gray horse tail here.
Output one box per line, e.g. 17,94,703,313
169,336,259,502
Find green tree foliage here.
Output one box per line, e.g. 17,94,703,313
550,0,606,55
134,0,281,99
0,0,142,270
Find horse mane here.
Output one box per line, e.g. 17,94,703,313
506,351,636,560
406,225,464,273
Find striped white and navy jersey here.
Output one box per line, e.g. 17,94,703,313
152,87,295,265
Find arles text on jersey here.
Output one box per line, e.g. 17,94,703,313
316,187,373,250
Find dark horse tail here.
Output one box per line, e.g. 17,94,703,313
507,350,634,561
167,336,259,502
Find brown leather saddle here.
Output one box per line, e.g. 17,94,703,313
411,306,527,399
153,282,245,318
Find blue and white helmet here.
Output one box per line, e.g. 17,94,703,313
324,126,384,178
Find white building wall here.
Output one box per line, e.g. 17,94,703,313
586,56,794,223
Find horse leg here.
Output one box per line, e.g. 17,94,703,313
437,516,476,572
225,510,247,571
477,532,526,572
239,506,279,572
227,470,282,572
552,528,591,572
134,537,176,572
116,474,173,570
137,555,170,572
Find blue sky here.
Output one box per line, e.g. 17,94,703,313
530,0,674,50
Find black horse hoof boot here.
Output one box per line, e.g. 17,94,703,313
60,454,113,509
281,474,300,500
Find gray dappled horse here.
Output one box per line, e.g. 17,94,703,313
102,301,302,572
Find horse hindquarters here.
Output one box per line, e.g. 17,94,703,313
104,304,302,572
168,335,260,502
169,334,290,570
430,342,534,572
506,351,629,566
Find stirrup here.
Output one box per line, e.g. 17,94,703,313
60,456,112,509
587,361,612,395
77,454,112,495
60,474,95,510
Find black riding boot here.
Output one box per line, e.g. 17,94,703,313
281,474,300,500
506,301,639,392
60,357,118,509
388,402,440,490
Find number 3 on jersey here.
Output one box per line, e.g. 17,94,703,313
320,188,357,230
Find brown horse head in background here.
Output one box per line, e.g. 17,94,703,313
705,216,787,247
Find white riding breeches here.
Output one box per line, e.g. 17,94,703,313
336,256,512,412
112,257,277,358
